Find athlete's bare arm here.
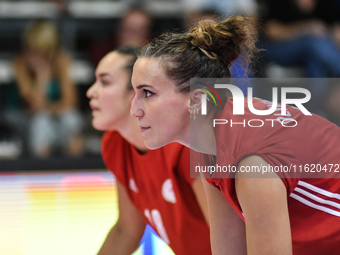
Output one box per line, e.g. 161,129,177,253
97,181,146,255
192,178,210,226
235,155,292,255
203,178,247,255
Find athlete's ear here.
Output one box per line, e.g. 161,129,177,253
188,89,206,113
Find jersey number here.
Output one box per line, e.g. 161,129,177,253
144,208,170,244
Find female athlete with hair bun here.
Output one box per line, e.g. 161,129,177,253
87,46,211,255
130,16,340,255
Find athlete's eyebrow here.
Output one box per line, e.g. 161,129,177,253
99,73,110,77
136,84,153,89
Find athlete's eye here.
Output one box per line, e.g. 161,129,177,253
144,89,155,98
99,78,111,86
101,80,109,86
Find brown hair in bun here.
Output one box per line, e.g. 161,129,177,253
139,16,257,99
188,16,256,66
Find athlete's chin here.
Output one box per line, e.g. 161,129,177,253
92,119,109,131
144,140,163,150
144,137,169,150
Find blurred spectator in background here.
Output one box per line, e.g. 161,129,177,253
260,0,340,78
89,7,153,66
259,0,340,116
13,20,85,157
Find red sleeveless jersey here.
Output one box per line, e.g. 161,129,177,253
205,97,340,255
102,131,211,255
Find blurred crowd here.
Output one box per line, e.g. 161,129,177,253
1,0,340,158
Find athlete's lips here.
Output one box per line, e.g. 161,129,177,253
89,103,100,114
139,126,150,133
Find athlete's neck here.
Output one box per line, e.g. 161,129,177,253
116,117,149,154
182,116,217,155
